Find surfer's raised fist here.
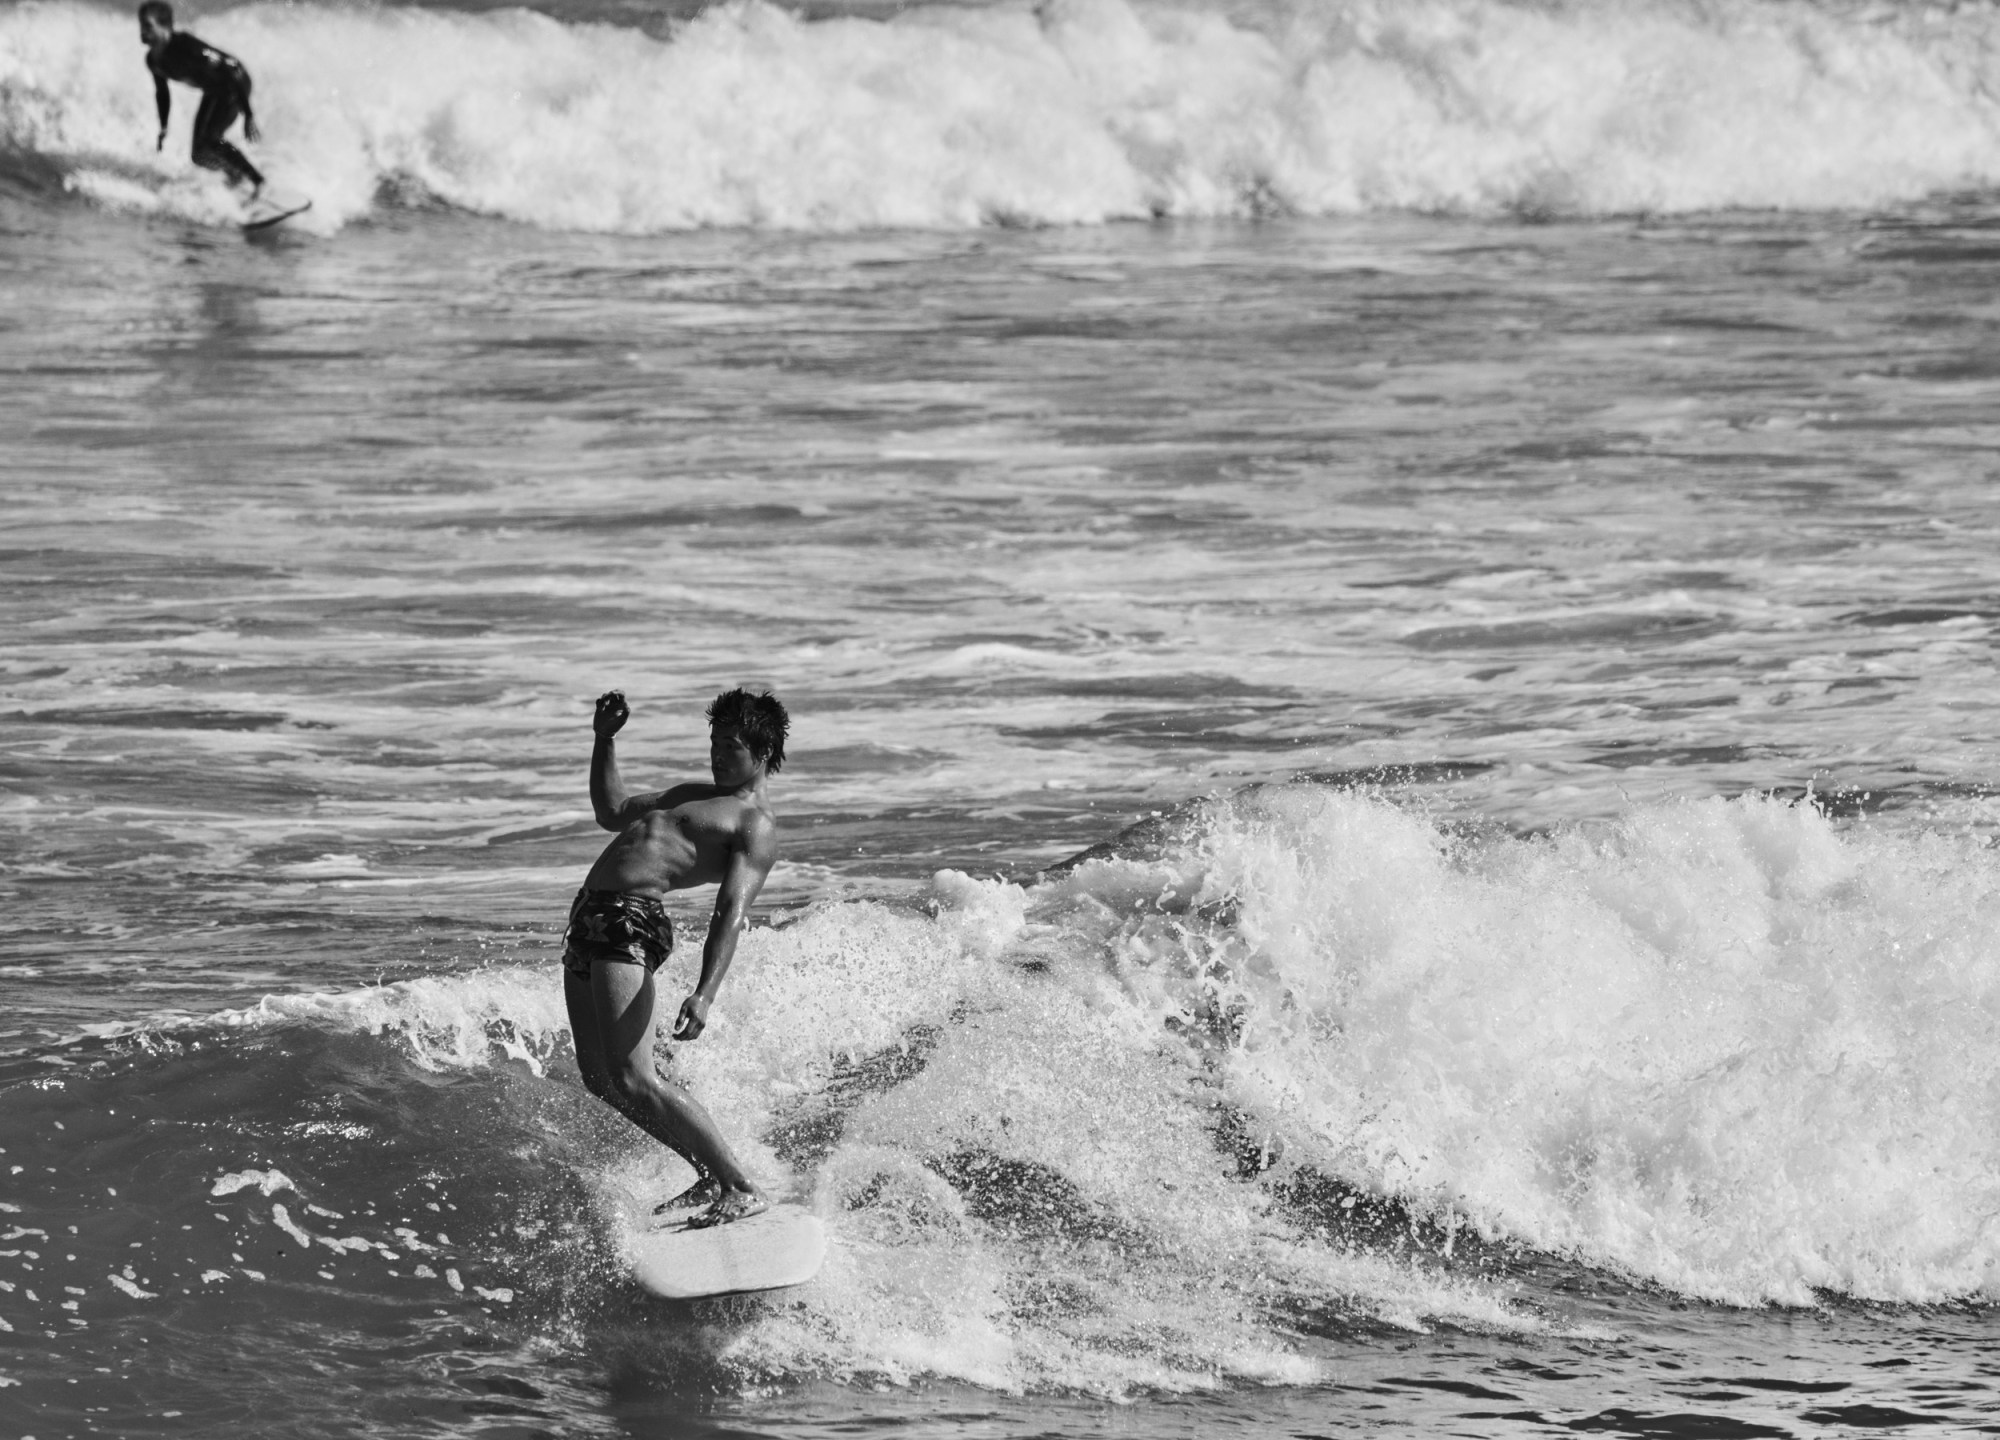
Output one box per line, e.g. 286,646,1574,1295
593,690,628,737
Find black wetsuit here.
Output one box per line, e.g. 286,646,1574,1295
148,31,264,189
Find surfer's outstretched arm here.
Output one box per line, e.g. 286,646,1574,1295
140,3,175,148
151,68,170,149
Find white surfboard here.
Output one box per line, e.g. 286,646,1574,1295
627,1203,826,1300
241,189,312,233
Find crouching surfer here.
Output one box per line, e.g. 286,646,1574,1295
563,686,788,1230
138,0,265,194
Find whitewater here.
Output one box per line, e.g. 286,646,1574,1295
11,788,2000,1426
108,789,2000,1315
8,0,2000,230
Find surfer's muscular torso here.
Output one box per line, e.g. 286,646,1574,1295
585,707,778,904
584,690,779,1040
584,787,774,899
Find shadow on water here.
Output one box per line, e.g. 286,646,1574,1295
923,1149,1140,1246
762,1014,955,1170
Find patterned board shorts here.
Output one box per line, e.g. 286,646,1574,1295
561,888,675,982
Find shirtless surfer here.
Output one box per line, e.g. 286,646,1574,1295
563,687,787,1229
139,1,265,194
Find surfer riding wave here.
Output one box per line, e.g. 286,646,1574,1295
563,686,788,1231
139,0,264,193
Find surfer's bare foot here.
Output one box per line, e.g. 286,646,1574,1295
651,1176,722,1220
683,1189,767,1230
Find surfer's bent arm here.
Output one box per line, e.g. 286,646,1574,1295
588,690,658,829
232,57,258,140
588,732,634,830
675,815,777,1040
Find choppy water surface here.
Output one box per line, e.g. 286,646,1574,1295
9,1,2000,1429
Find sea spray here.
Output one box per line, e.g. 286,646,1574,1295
8,0,2000,232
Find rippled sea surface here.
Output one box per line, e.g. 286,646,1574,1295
7,192,2000,1436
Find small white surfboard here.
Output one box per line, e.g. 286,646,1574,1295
241,189,312,233
627,1203,827,1300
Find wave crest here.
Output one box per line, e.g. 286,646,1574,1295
6,0,2000,232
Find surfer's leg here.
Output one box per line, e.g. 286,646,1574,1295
589,957,759,1197
561,960,618,1107
190,89,264,190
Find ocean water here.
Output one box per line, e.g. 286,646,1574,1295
8,0,2000,1434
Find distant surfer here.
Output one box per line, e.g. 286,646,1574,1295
563,687,787,1230
138,1,264,194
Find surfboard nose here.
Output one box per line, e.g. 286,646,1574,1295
242,190,312,231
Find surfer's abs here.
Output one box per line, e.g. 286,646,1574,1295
582,802,746,895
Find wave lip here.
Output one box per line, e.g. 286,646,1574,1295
8,0,2000,233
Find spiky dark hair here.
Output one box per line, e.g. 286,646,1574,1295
707,688,789,774
138,1,174,26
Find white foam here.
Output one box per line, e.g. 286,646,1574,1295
596,790,2000,1394
557,876,1539,1393
198,968,571,1074
269,1203,314,1248
1042,787,2000,1306
210,1169,294,1197
7,0,2000,233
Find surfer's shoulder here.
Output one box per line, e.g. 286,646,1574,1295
654,780,721,810
736,800,778,858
